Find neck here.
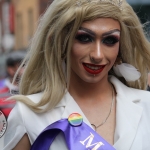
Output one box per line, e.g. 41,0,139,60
69,72,112,104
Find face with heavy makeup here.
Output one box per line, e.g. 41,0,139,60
71,18,120,84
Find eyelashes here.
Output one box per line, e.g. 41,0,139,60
75,33,120,46
102,36,119,46
75,34,93,43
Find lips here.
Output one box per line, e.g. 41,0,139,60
82,63,105,75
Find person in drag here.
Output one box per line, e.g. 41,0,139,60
2,0,150,150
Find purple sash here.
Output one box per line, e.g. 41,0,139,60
31,115,115,150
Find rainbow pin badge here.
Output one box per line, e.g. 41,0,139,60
68,113,83,127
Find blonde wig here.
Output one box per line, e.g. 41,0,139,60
12,0,150,113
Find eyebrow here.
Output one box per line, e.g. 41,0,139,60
79,27,96,36
102,29,120,36
79,27,120,36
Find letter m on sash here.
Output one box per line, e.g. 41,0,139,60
80,133,104,150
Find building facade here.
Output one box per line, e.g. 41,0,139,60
12,0,53,51
0,0,15,78
12,0,39,50
0,0,52,78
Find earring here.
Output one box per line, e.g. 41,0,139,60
113,57,141,82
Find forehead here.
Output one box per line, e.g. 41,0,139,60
80,18,120,33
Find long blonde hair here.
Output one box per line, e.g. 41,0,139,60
13,0,150,113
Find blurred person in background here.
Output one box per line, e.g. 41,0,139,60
0,51,25,118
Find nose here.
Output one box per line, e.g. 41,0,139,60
90,41,104,63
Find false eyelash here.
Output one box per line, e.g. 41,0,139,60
102,36,119,46
75,33,93,43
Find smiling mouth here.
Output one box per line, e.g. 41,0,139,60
82,63,106,75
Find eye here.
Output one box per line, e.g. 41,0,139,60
102,36,119,46
75,34,93,43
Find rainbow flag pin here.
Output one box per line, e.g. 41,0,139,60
68,113,83,126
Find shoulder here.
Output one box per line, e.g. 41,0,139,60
110,75,150,103
110,76,150,119
129,88,150,99
110,76,150,121
4,92,53,148
14,92,44,115
131,89,150,112
12,92,44,117
26,92,43,103
129,88,150,110
6,92,45,129
3,101,27,150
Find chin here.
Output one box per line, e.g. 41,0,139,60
80,76,102,84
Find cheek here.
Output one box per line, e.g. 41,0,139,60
114,44,120,58
71,43,87,60
106,46,119,63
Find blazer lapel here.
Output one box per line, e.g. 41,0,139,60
60,91,92,128
110,76,143,150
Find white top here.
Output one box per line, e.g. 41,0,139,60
2,76,150,150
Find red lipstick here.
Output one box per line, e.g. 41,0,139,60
82,63,105,75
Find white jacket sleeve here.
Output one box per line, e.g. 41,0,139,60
2,102,27,150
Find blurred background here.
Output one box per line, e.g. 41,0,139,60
0,0,53,79
0,0,149,79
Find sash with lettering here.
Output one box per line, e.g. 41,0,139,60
31,113,115,150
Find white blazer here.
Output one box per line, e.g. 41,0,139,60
2,76,150,150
